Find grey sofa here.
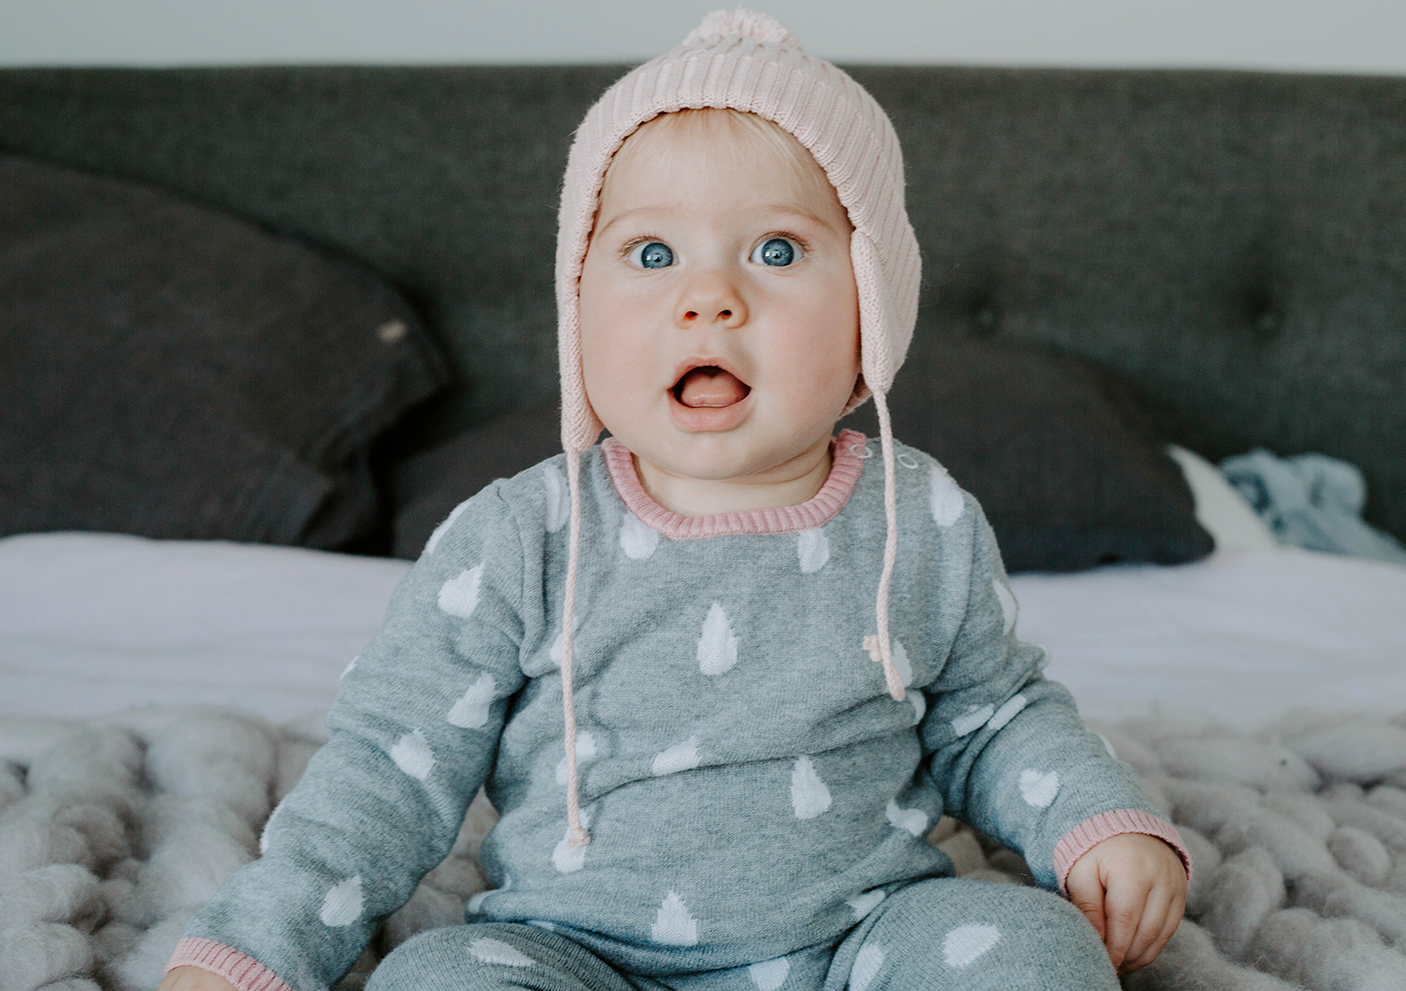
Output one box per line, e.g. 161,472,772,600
2,65,1403,539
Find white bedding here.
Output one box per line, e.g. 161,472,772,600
0,532,409,722
1,531,1402,728
1013,547,1406,725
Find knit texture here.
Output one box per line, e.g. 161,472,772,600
601,430,865,538
169,937,292,991
359,880,1124,989
177,439,1178,988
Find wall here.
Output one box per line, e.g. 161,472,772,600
1,0,1403,73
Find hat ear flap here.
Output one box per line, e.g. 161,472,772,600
850,230,909,397
558,310,604,453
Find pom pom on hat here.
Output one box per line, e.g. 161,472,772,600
683,8,803,49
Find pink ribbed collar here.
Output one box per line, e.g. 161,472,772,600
601,429,868,540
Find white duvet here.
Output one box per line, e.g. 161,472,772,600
1013,548,1406,726
0,532,1402,728
0,533,407,722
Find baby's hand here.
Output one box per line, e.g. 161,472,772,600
1064,832,1187,974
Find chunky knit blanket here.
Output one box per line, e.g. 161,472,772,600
2,706,1404,991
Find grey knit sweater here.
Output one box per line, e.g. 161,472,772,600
179,431,1180,988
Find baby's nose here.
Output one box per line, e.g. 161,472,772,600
682,306,732,321
675,272,747,328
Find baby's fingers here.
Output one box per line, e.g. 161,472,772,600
1121,887,1186,973
1101,875,1153,970
1068,882,1102,933
1064,862,1108,940
1117,888,1173,972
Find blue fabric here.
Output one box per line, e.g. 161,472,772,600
1220,450,1406,565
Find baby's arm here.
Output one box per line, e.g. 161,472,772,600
165,487,530,991
918,501,1188,966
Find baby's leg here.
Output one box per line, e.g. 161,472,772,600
824,876,1120,991
366,923,639,991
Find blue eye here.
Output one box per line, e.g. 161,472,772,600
751,237,800,267
629,241,674,269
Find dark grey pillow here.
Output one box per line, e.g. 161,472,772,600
392,397,563,558
391,338,1211,572
845,336,1212,572
1,153,448,547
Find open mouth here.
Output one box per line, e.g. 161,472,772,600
672,365,752,409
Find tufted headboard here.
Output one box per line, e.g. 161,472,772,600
2,66,1402,538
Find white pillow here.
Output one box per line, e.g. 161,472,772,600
1166,444,1277,551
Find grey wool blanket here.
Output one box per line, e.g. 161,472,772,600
2,705,1405,991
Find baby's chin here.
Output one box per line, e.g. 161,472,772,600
627,427,839,488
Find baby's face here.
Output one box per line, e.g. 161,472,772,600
579,110,860,487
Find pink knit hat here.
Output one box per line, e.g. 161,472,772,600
555,9,922,846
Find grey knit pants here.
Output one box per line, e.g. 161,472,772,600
365,877,1119,990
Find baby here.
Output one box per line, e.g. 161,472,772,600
163,11,1188,991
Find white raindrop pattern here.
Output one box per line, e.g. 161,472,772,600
791,756,832,819
986,693,1027,732
951,704,994,738
1019,769,1060,809
651,891,699,946
620,512,660,560
748,957,791,990
446,673,496,729
259,797,286,855
556,731,597,785
425,500,471,555
697,602,739,676
850,943,884,991
993,579,1018,636
846,889,886,920
469,937,535,967
437,565,484,618
543,464,569,534
652,736,700,776
548,607,585,670
389,730,436,780
797,527,830,573
929,466,965,527
891,639,913,687
943,924,1001,968
552,808,593,873
908,690,926,726
885,798,928,836
319,875,363,927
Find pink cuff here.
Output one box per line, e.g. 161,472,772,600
1052,809,1192,896
167,937,293,991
